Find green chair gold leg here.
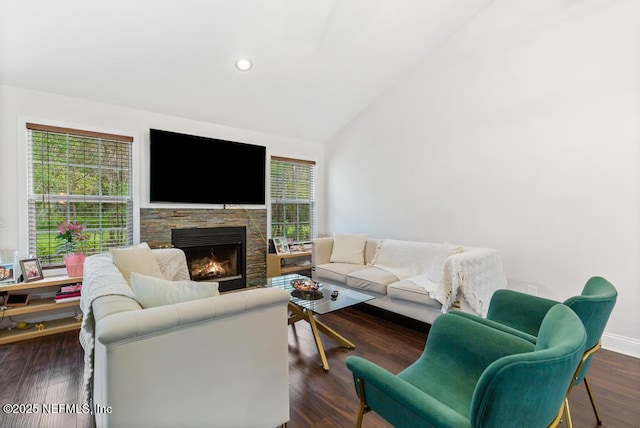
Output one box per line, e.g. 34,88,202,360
584,376,603,424
563,398,573,428
355,377,368,428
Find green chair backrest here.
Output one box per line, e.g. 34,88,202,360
563,276,617,383
470,304,586,428
485,289,557,338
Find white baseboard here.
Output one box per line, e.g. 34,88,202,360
602,332,640,359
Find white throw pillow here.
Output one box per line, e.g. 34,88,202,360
109,242,165,285
130,272,220,308
330,234,367,264
427,243,464,285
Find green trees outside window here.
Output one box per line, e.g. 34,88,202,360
27,123,133,266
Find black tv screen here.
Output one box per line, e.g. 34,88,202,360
149,129,266,205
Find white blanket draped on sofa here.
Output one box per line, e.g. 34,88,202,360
445,248,507,317
79,253,135,404
372,239,505,316
371,240,445,280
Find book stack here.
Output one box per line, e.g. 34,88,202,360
55,283,82,303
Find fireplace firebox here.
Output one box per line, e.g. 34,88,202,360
171,226,246,292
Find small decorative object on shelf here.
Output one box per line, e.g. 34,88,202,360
4,293,30,307
54,283,82,303
19,258,43,282
273,237,290,255
35,323,45,331
64,254,85,277
0,248,18,285
56,220,89,277
0,263,15,285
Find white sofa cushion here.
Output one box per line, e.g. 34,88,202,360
152,247,191,281
108,242,164,285
387,280,442,308
330,234,367,264
346,266,399,295
130,272,219,308
315,262,366,284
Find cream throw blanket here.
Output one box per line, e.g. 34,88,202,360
79,253,135,404
444,248,507,317
372,239,504,315
372,239,463,297
371,239,444,280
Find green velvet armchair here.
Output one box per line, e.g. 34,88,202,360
345,304,586,428
451,276,617,427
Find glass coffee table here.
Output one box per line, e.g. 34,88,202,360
266,274,375,371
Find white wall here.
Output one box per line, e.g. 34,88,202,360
325,0,640,356
0,84,325,259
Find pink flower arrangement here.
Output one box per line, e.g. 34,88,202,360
56,221,89,255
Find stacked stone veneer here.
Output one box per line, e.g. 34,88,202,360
140,208,267,285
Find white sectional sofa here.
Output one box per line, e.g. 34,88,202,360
81,246,290,428
312,235,507,324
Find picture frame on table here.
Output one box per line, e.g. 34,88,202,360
0,263,15,285
273,237,290,255
20,258,44,282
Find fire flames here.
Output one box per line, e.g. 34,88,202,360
190,257,231,280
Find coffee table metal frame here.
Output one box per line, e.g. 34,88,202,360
267,274,375,371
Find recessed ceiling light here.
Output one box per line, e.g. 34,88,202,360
235,58,253,71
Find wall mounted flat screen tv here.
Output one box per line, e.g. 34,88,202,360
149,128,266,205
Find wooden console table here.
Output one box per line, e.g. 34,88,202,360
0,275,83,344
266,250,312,278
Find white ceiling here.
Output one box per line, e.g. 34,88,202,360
0,0,494,142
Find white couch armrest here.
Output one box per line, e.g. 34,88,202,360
312,237,334,266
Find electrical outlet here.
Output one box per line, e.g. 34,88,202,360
527,285,538,296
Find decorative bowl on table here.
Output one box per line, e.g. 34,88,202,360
290,278,323,300
291,278,321,291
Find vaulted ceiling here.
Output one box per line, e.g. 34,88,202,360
0,0,494,142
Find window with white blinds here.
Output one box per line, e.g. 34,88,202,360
26,123,134,267
270,156,316,243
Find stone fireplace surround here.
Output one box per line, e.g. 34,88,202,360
139,208,267,285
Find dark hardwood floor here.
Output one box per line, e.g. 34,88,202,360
0,306,638,427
